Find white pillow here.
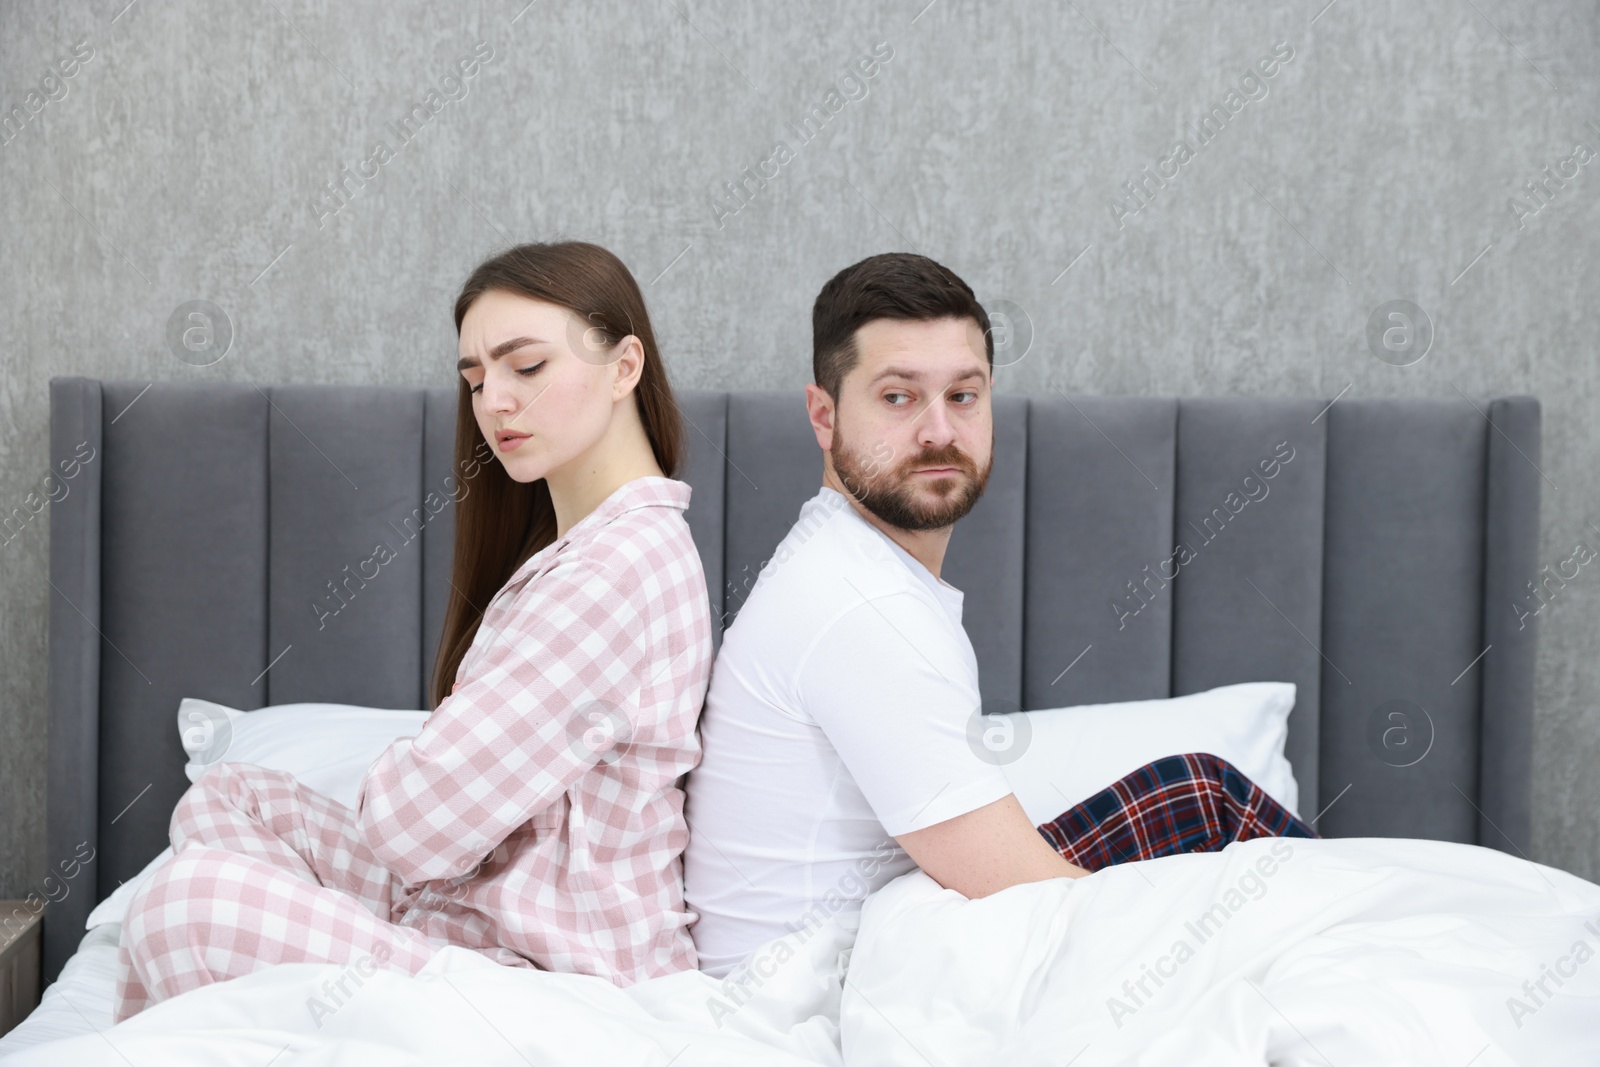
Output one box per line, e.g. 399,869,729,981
178,698,429,808
85,846,173,929
994,681,1300,825
84,699,430,931
91,687,1297,930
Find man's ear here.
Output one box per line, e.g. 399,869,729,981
803,383,836,452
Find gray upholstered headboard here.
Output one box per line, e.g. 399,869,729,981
46,377,1541,980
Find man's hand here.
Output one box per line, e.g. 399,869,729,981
896,793,1090,899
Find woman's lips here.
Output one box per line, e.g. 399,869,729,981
497,434,530,452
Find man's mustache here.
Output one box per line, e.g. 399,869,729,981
899,446,974,475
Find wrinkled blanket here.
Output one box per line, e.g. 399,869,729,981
7,837,1597,1066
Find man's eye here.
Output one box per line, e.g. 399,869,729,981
884,392,911,405
952,390,978,403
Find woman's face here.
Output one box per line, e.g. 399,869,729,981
456,289,627,484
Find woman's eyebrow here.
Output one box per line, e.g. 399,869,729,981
456,335,549,372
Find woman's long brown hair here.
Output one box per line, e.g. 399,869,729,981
429,241,685,709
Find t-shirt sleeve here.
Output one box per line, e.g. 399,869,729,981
794,591,1014,836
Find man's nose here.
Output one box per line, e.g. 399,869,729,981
915,394,958,446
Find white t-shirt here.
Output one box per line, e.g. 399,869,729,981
682,485,1013,978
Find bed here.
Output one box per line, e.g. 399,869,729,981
10,377,1578,1065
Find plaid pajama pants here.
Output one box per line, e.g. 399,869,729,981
113,764,517,1023
1036,752,1318,871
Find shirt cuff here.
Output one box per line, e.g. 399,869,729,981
879,774,1016,837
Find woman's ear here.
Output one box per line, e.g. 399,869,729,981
610,335,646,399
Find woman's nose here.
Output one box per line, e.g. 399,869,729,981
480,373,518,414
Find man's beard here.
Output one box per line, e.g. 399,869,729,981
832,423,993,532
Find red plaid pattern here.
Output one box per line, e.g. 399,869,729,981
115,476,713,1018
1037,752,1318,871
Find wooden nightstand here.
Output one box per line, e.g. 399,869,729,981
0,903,43,1038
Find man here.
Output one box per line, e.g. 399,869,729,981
681,253,1312,982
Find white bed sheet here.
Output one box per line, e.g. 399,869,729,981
0,924,120,1059
2,837,1597,1065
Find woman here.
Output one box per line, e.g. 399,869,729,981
114,241,714,1020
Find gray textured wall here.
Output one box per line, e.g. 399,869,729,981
1,0,1596,897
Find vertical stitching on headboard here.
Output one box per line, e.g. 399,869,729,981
1471,398,1498,848
1312,395,1332,825
1313,393,1340,826
417,388,427,710
1018,396,1030,712
264,384,274,707
718,391,732,645
1167,398,1180,700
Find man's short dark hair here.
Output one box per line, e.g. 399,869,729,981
811,253,993,400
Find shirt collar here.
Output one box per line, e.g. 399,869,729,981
567,475,691,541
814,484,960,595
506,475,691,586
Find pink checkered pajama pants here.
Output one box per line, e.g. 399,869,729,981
113,763,512,1022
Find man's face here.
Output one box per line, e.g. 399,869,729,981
826,316,994,532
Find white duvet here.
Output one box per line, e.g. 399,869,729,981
6,837,1598,1066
